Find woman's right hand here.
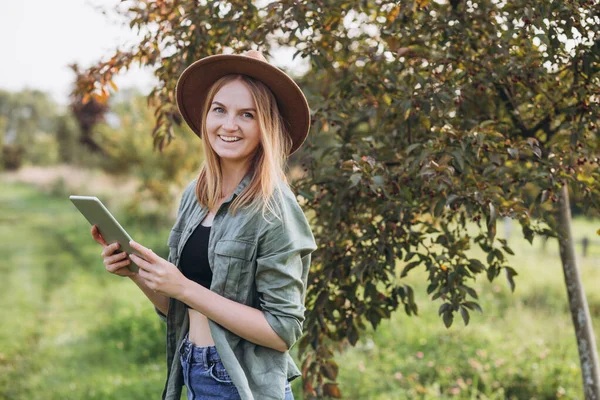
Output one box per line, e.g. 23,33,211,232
91,225,137,277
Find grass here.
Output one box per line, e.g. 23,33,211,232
0,179,599,399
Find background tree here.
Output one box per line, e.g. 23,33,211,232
54,113,81,164
93,90,204,222
74,0,600,398
0,89,61,169
70,64,110,156
0,116,5,170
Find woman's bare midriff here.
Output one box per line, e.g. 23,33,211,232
187,209,219,347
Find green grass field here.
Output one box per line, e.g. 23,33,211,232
0,181,599,399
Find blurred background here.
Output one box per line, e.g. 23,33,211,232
1,0,599,399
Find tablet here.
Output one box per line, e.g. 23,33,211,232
69,195,142,273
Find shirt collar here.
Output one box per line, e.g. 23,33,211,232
230,170,253,199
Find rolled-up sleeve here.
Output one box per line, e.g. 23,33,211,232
154,305,167,323
255,194,317,350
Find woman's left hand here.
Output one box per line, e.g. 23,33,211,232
129,240,187,300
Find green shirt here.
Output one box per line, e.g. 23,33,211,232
155,172,317,400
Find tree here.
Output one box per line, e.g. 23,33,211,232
0,116,5,170
0,89,61,168
93,91,203,220
70,64,110,155
54,113,81,164
74,0,600,398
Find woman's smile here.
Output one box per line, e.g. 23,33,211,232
218,135,242,142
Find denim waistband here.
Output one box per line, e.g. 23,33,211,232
179,332,221,369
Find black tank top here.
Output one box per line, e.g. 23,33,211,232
179,224,212,308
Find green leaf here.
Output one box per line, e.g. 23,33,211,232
448,271,457,286
427,281,438,294
494,248,505,262
502,244,515,255
522,225,534,244
460,306,470,326
438,302,451,316
404,252,417,262
347,324,359,346
401,261,421,278
350,173,361,187
442,310,454,328
480,120,496,127
505,267,518,292
487,203,497,241
433,198,446,217
451,150,465,172
460,284,479,299
372,175,385,186
487,251,494,264
406,143,421,155
446,194,460,206
468,259,485,273
463,301,483,313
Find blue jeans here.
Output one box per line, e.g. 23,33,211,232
179,332,294,399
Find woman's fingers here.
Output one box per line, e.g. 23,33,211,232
91,225,108,247
106,257,131,273
129,253,153,272
101,242,121,258
103,250,128,266
94,233,136,278
112,263,137,277
129,241,155,261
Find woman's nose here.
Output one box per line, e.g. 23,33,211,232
222,116,239,131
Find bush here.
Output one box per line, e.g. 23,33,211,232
2,144,24,170
24,131,60,166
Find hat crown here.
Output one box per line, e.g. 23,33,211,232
243,50,267,63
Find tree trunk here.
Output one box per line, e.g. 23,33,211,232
556,185,600,399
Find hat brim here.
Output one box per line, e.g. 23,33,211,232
176,54,310,156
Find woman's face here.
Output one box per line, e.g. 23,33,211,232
205,79,261,171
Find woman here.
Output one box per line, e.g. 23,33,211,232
91,50,317,400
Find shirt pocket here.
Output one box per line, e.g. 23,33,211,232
167,228,183,265
213,239,255,302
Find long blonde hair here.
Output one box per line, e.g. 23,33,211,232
195,74,293,222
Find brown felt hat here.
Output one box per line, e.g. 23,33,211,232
176,50,311,156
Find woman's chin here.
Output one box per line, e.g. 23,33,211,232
214,151,250,165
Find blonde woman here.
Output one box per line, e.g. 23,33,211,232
91,50,317,399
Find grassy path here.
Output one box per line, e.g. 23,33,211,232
0,183,169,399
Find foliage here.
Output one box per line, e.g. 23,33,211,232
69,64,111,155
0,116,4,171
0,89,62,169
73,0,600,397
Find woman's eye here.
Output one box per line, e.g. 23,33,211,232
213,107,224,113
243,112,254,119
